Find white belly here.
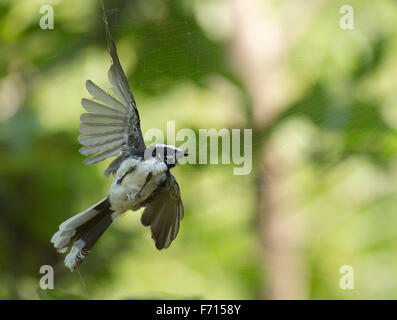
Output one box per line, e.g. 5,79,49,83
109,158,168,218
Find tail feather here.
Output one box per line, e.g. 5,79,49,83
51,197,113,271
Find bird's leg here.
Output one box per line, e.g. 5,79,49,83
117,166,136,184
135,172,153,200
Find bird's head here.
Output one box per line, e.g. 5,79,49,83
145,144,189,169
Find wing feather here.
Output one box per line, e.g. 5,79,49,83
78,133,125,146
84,147,123,165
76,16,146,172
141,175,184,250
79,139,125,155
78,124,125,135
85,80,126,112
81,98,124,116
108,67,129,106
80,113,126,124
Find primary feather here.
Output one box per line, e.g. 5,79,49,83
77,20,146,171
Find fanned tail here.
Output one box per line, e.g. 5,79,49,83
51,197,113,271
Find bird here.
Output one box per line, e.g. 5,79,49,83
51,15,188,272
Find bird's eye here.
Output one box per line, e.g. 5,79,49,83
152,148,157,157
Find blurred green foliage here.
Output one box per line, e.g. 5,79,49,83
1,0,397,299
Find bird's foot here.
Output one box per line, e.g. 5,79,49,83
117,166,136,185
135,172,152,200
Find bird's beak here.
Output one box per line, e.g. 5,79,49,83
184,152,190,157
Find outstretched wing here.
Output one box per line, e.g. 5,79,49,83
141,175,184,250
78,17,146,169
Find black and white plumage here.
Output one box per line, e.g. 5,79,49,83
51,16,187,271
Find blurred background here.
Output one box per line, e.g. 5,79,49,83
1,0,397,299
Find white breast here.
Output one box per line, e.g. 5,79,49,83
109,158,168,218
